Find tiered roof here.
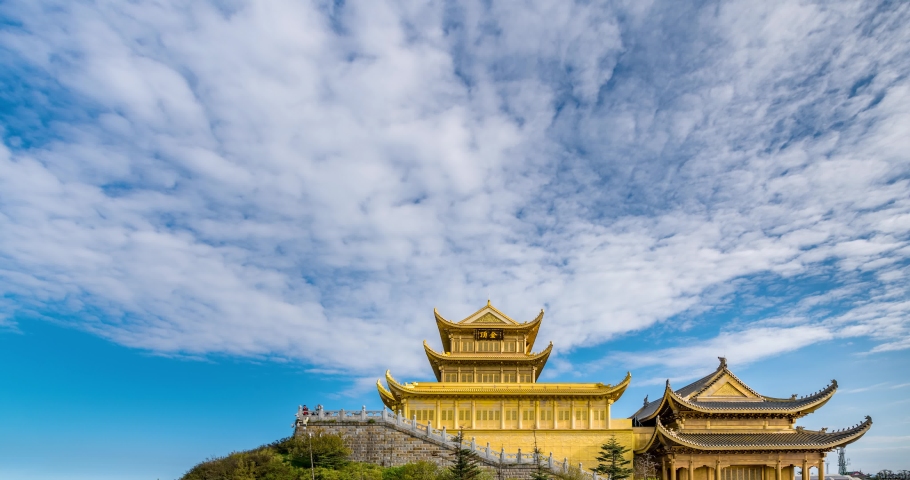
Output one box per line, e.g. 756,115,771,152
378,370,631,411
631,357,837,423
423,340,553,381
434,301,544,353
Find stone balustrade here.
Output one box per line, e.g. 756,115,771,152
296,405,599,480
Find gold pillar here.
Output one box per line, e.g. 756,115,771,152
534,400,541,429
670,461,677,480
552,401,558,429
532,366,537,382
436,400,441,429
687,462,693,480
606,399,613,429
777,462,782,480
471,400,476,429
661,459,667,480
818,457,825,480
802,461,809,480
715,461,721,480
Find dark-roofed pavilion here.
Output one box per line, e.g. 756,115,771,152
630,358,871,480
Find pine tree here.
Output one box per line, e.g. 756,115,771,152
530,430,549,480
450,431,483,480
595,436,633,480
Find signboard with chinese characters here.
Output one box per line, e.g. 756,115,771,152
474,329,504,341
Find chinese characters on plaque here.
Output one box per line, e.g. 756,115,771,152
474,329,505,340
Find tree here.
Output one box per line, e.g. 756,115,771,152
530,430,549,480
449,431,483,480
278,430,352,469
594,436,633,480
633,453,658,480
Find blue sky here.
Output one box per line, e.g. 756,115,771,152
1,0,909,478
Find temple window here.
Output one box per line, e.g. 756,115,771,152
441,410,454,421
414,410,435,421
520,374,533,383
575,410,588,421
477,342,500,352
540,410,553,421
558,410,571,421
504,342,517,352
503,373,517,383
458,410,470,422
476,410,501,421
522,410,535,421
505,410,518,421
444,373,458,382
460,373,474,382
480,373,500,382
593,410,606,421
460,341,474,352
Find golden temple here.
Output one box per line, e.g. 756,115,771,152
378,301,633,468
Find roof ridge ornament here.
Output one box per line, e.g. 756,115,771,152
718,357,727,369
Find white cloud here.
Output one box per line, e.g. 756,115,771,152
0,0,908,384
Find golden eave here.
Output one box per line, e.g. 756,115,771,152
377,380,398,410
435,305,544,353
423,341,554,381
383,369,631,400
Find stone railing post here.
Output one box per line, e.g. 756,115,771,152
339,408,345,420
381,407,387,422
427,421,432,436
361,406,367,421
441,426,447,442
471,437,477,452
548,453,553,470
563,459,568,473
517,448,522,464
411,414,418,432
500,448,505,463
594,470,598,480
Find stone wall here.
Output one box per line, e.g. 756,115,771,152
295,421,557,479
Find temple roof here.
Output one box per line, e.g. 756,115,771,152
631,357,838,422
635,416,872,453
423,341,553,381
381,369,631,401
435,302,544,353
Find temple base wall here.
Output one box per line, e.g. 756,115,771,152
297,421,573,480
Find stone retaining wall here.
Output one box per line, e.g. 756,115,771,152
295,421,551,479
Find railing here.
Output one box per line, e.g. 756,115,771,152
295,406,599,480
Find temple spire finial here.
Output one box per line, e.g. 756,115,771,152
718,356,727,369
